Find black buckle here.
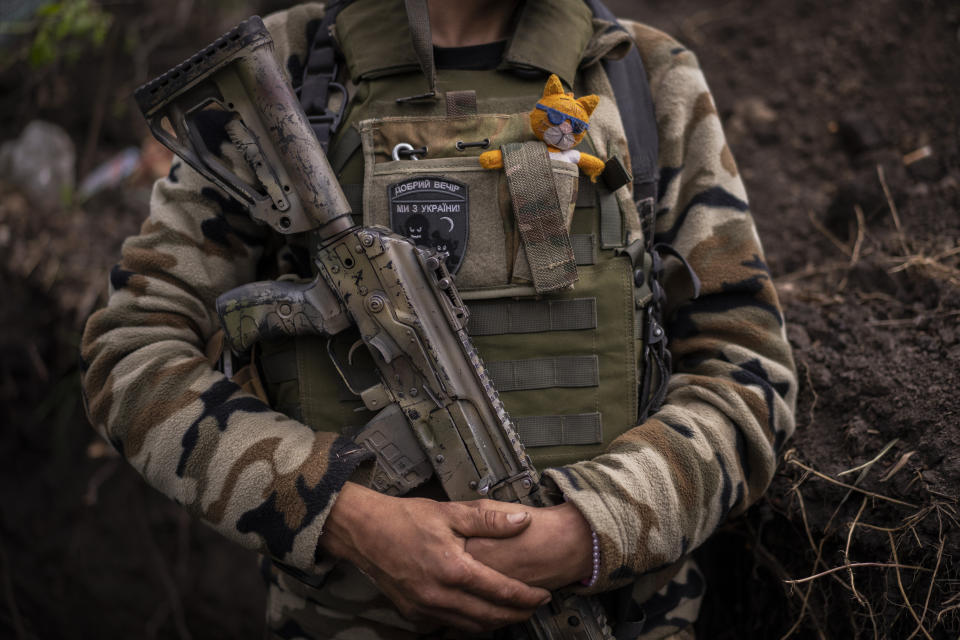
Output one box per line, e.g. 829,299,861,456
306,81,348,132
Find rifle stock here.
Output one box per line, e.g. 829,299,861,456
134,16,351,237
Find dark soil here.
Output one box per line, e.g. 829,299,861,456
1,1,958,638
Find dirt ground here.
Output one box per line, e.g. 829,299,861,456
1,0,958,638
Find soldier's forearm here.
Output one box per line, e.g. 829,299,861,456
316,482,381,564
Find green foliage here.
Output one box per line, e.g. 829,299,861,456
26,0,113,68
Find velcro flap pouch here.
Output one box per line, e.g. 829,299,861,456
358,114,579,293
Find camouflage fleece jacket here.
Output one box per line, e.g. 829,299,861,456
81,2,796,601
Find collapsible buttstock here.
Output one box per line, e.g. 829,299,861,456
134,16,352,236
134,18,265,114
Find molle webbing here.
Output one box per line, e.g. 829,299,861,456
486,355,599,392
277,0,661,468
576,172,624,250
466,298,596,336
571,234,596,265
445,90,479,117
599,191,623,248
500,141,579,293
576,176,596,207
515,413,603,447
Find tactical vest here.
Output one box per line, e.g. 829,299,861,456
256,0,669,471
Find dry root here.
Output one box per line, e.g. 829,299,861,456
775,449,959,638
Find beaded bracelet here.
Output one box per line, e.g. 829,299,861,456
563,493,600,587
582,530,600,587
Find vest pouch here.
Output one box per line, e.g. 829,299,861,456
358,115,578,292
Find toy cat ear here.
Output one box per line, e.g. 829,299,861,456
542,74,564,97
577,94,599,117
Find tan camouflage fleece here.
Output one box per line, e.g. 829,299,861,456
80,2,796,636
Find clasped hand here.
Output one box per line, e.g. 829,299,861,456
319,482,593,632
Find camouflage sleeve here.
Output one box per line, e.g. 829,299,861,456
79,3,371,574
544,22,798,593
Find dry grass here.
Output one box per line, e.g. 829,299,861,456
772,447,960,639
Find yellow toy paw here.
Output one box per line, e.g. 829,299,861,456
578,152,606,182
479,149,504,170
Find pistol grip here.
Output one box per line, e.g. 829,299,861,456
216,275,349,353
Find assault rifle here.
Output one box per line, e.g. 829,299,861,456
135,17,612,640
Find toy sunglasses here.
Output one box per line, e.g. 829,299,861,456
535,103,590,134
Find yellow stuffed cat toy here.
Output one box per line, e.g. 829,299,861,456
479,74,605,181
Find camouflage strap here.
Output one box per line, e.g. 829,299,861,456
515,413,603,447
466,297,596,336
501,141,579,293
486,355,599,392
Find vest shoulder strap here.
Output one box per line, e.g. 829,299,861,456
583,0,659,205
297,0,351,151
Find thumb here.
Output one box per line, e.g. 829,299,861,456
450,504,532,539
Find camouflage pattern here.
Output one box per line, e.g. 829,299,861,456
501,141,580,293
79,2,796,639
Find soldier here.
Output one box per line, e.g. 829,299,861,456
80,1,797,638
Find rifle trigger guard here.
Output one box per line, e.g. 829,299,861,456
347,338,365,366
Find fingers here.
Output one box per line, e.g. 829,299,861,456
393,555,550,632
458,554,551,610
447,501,533,539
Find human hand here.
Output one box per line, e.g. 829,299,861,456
318,482,551,632
464,501,594,590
